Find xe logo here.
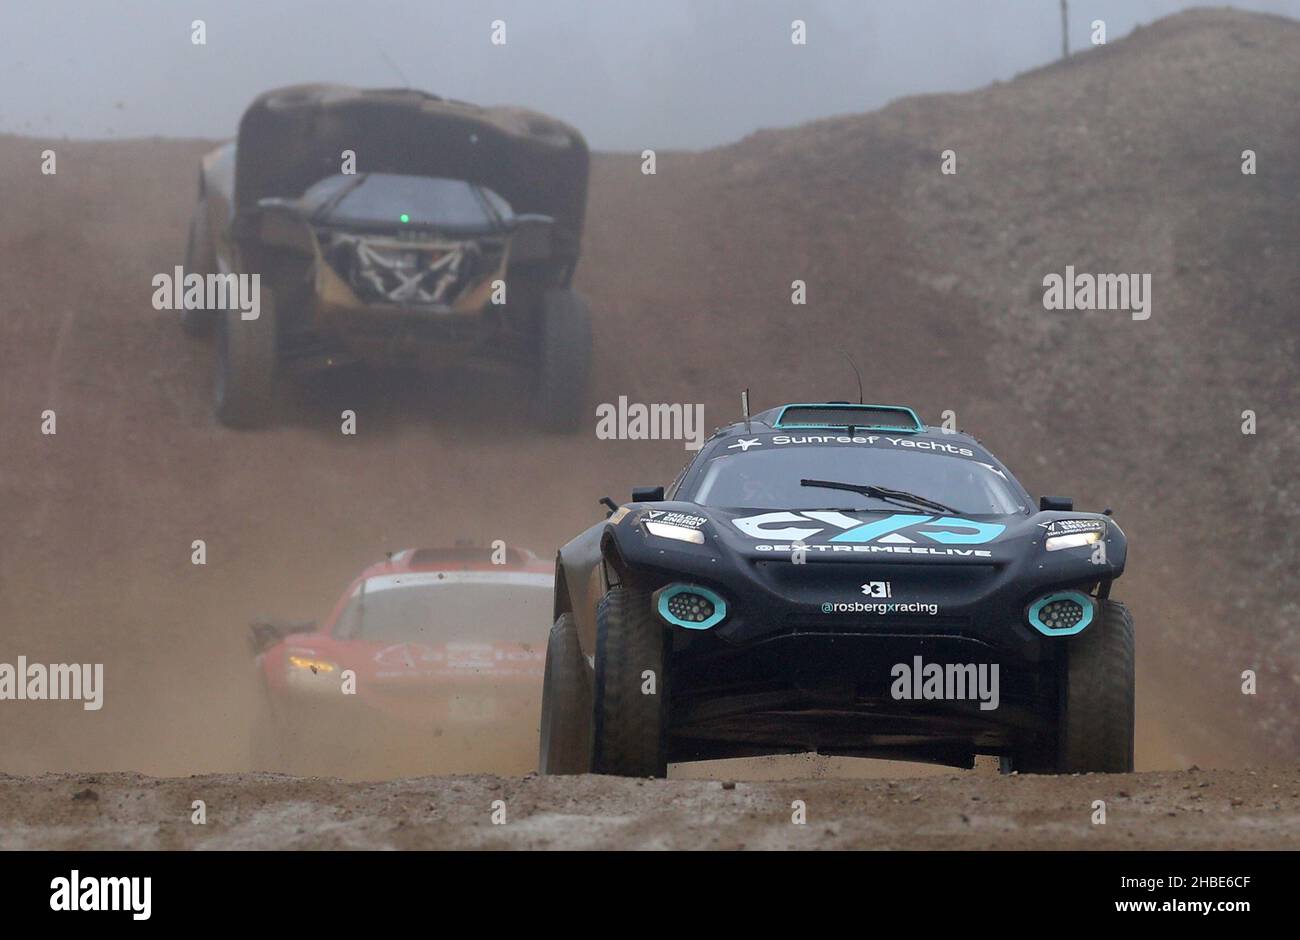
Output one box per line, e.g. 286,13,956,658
374,643,441,668
732,511,1005,545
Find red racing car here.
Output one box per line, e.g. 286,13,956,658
249,545,551,776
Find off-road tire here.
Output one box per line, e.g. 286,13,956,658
181,201,219,337
591,587,668,777
538,613,594,774
1011,598,1135,774
215,287,277,428
532,288,592,433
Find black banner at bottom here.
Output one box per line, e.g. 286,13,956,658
0,850,1286,925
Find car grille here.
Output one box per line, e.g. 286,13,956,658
784,614,974,635
319,230,505,307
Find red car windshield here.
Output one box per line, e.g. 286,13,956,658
333,573,551,643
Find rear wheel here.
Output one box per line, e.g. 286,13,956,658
1011,598,1135,774
591,586,668,777
531,288,592,433
215,287,277,428
538,613,594,774
181,200,218,337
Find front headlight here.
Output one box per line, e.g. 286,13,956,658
644,521,705,545
288,655,338,674
1044,520,1106,552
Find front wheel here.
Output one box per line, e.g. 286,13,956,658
181,200,219,337
215,287,278,428
1011,598,1135,774
591,586,668,777
531,288,592,433
538,613,594,774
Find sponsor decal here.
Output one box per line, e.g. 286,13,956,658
643,510,707,528
861,581,892,598
375,642,440,669
1040,518,1106,536
733,511,1005,547
822,600,939,616
756,543,993,557
372,642,542,678
723,434,978,458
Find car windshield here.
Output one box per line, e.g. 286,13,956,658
306,173,513,230
690,446,1027,515
333,574,551,643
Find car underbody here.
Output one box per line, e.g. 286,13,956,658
665,631,1060,767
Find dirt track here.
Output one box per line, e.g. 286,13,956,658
0,9,1298,848
2,767,1297,850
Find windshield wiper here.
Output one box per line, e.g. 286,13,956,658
800,479,956,514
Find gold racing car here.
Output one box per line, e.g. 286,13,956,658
182,84,593,430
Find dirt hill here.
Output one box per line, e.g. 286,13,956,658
0,8,1296,779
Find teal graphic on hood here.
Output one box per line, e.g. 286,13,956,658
730,511,1006,545
829,514,1006,545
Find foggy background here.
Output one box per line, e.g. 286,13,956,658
2,0,1296,149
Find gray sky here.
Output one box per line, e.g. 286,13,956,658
1,0,1296,149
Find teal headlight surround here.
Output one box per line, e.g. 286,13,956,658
656,584,727,630
1027,590,1095,637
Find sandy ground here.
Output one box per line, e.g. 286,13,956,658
2,766,1297,850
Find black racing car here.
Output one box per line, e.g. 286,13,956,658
183,84,592,430
539,402,1134,776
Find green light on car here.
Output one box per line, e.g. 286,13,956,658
400,213,410,223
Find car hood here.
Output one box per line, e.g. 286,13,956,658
297,173,517,237
633,502,1054,563
607,502,1125,645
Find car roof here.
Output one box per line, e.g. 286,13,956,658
355,546,551,581
705,402,988,452
234,84,588,244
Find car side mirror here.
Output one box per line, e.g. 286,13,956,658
1040,495,1073,511
632,486,665,502
248,618,316,654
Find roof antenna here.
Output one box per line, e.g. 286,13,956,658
377,44,412,88
842,352,864,404
741,388,751,432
